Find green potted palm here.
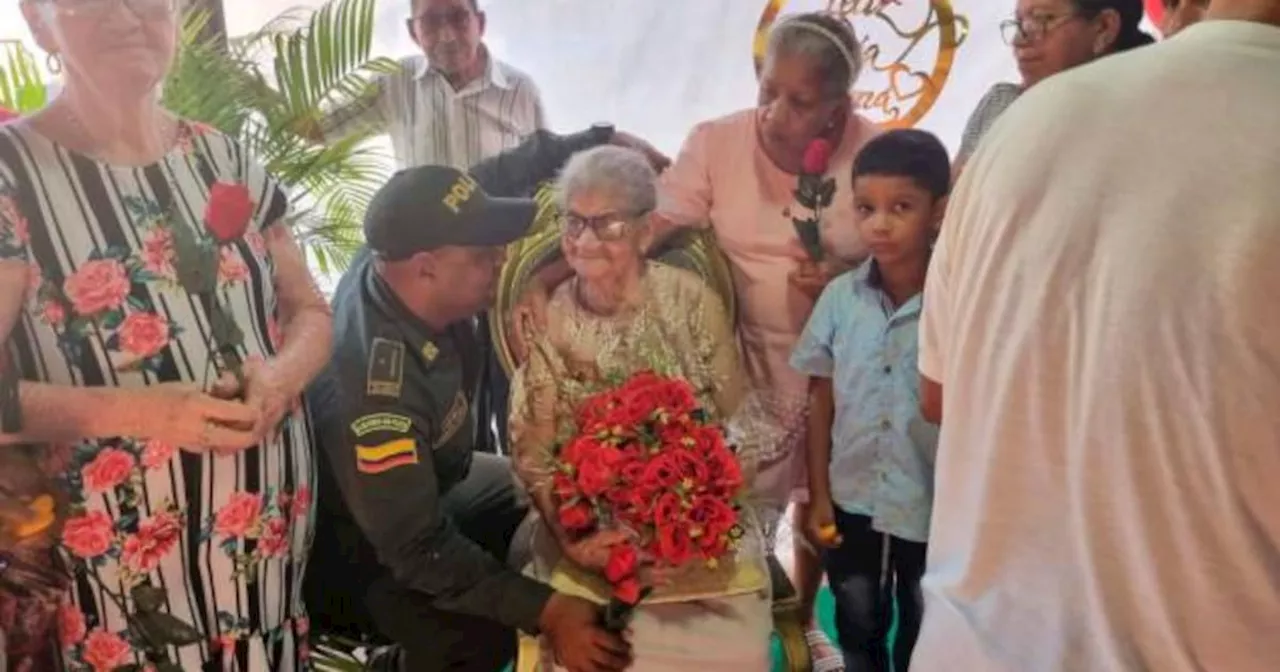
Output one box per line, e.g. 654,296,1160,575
2,0,397,274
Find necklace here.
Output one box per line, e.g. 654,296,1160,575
48,101,180,165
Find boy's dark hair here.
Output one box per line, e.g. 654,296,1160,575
851,129,951,200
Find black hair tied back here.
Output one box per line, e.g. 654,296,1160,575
1073,0,1156,52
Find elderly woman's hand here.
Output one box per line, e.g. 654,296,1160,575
207,357,298,447
610,131,671,172
563,528,633,572
130,383,261,455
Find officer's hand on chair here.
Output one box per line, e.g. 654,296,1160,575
540,593,632,672
510,284,551,365
609,131,671,173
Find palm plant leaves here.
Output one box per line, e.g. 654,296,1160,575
164,0,399,275
0,39,47,113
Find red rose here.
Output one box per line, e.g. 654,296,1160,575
604,543,638,583
557,501,594,531
551,472,578,501
652,492,683,528
705,443,744,494
612,576,642,605
640,453,683,490
655,524,694,566
558,435,598,466
802,138,834,175
575,445,624,497
204,181,255,243
690,495,737,537
668,448,709,485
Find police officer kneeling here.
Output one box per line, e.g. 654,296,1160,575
306,165,631,672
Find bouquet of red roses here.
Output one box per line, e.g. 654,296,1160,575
551,370,745,629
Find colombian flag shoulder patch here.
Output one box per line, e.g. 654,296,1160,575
355,438,418,474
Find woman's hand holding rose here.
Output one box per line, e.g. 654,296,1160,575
128,383,261,456
510,283,551,365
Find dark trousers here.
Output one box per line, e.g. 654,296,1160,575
364,453,529,672
825,508,927,672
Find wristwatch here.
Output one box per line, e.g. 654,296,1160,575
588,122,616,145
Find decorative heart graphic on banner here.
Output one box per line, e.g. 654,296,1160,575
753,0,970,129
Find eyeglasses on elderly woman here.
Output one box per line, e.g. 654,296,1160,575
999,11,1080,44
559,210,650,242
29,0,176,17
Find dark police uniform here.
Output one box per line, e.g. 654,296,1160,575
305,129,612,671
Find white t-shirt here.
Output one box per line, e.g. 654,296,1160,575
915,20,1280,672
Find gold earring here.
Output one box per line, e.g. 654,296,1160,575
45,52,62,75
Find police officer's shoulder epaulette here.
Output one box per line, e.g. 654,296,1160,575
366,335,406,400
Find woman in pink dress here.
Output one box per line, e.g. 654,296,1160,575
516,12,879,669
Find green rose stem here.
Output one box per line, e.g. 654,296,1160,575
202,295,247,396
791,171,835,263
601,586,652,633
169,210,246,399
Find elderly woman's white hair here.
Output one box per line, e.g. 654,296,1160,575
555,145,658,216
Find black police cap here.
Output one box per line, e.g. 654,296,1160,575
363,165,537,260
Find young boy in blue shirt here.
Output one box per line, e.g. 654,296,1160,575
791,129,949,672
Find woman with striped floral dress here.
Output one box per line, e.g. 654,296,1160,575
0,0,333,668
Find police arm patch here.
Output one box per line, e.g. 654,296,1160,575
351,412,413,438
355,438,418,474
367,337,405,398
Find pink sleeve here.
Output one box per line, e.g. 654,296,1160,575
657,122,714,229
918,214,952,383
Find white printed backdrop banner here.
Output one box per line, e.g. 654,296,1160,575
2,0,1161,155
474,0,1020,156
216,0,1026,156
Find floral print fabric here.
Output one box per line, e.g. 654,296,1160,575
0,121,315,671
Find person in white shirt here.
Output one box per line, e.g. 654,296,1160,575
315,0,546,170
914,2,1280,670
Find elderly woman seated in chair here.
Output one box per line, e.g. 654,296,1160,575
508,146,774,670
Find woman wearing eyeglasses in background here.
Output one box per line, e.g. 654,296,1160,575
954,0,1155,175
0,0,332,668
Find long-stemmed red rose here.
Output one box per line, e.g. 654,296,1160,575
791,137,836,261
169,179,256,392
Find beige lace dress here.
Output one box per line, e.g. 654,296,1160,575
509,262,773,671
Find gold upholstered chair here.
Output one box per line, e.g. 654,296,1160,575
492,216,810,672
